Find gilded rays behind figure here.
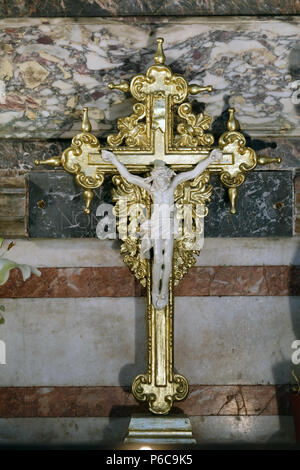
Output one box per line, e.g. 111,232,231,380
35,38,281,415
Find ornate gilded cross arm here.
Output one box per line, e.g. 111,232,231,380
215,108,282,214
35,107,108,214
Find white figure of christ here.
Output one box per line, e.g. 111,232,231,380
102,149,222,310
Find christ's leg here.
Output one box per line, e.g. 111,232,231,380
156,239,173,309
152,238,164,309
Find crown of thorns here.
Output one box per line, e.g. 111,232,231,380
147,166,175,181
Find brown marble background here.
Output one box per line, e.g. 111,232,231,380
295,175,300,233
0,265,299,298
0,385,290,417
1,0,299,17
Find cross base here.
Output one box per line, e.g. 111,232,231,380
132,373,189,415
123,414,196,445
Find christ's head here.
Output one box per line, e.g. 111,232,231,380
146,161,175,191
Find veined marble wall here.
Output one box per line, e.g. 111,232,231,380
0,17,299,138
0,16,299,239
0,6,300,448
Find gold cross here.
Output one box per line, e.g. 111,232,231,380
35,38,280,414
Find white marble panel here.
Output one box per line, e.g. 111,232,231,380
3,237,300,267
0,297,298,386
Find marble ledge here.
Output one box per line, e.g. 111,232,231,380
0,265,300,298
2,237,300,267
0,17,299,138
0,385,290,417
1,1,300,17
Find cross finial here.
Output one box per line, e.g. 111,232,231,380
82,107,92,133
154,37,166,65
227,107,239,131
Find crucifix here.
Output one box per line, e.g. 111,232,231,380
101,147,221,311
35,38,280,442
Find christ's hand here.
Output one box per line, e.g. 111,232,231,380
209,148,222,163
101,149,115,163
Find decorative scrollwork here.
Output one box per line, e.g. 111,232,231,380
173,242,200,287
107,102,149,150
175,170,212,206
72,132,99,153
132,374,148,402
219,129,246,149
132,372,189,415
131,65,188,104
173,374,189,401
112,174,148,286
75,169,104,189
174,103,214,149
61,132,104,189
120,237,148,287
173,170,212,285
220,171,245,188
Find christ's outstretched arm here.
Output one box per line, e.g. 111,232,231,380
102,150,152,192
170,149,222,190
